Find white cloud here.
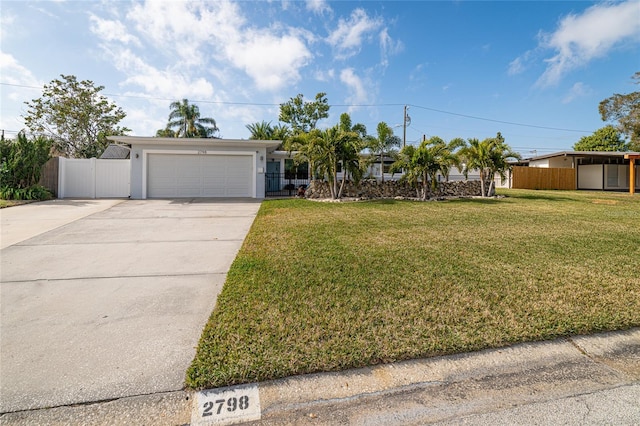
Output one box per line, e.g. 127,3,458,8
89,14,141,46
536,0,640,87
340,68,371,107
306,0,332,15
562,82,591,104
223,29,312,91
0,51,41,88
379,28,403,68
507,56,526,76
107,48,215,100
314,68,335,82
327,8,383,59
121,0,312,91
0,11,15,40
0,51,43,132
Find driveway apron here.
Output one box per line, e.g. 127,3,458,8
0,199,262,413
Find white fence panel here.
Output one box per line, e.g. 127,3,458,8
96,160,130,197
59,158,130,198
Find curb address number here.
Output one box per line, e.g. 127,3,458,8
203,395,250,416
193,384,261,425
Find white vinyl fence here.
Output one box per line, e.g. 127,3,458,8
58,158,130,198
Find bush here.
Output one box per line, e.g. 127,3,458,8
0,185,52,200
1,132,52,200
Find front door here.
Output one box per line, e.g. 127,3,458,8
266,161,280,192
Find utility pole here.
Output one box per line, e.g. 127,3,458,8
403,105,407,148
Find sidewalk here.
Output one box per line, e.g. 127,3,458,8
2,327,638,425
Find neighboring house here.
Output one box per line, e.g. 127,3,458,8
108,136,280,199
525,151,640,192
99,144,131,159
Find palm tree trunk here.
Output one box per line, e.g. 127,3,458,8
380,154,385,183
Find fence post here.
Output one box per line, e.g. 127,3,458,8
58,157,65,199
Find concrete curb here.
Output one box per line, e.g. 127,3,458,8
2,328,638,425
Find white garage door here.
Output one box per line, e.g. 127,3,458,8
147,154,253,197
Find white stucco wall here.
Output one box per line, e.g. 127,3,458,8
578,164,603,190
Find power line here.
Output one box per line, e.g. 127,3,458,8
408,104,592,133
1,81,594,134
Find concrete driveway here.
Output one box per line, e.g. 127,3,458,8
0,199,261,413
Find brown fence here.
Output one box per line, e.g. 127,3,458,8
512,166,576,190
39,157,59,197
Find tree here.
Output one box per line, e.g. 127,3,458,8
23,74,130,158
279,92,330,135
460,133,520,197
155,127,176,137
335,113,367,198
246,121,274,140
245,121,290,142
160,99,219,138
389,136,464,200
573,125,627,152
368,122,401,182
0,132,52,200
599,72,640,151
289,113,367,199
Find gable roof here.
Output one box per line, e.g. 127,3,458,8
99,144,131,159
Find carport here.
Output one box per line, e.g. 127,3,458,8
108,136,280,199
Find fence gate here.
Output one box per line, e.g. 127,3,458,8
58,158,130,198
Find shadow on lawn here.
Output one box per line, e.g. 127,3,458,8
503,192,582,203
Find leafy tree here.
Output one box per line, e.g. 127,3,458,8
23,74,130,158
279,92,330,135
460,133,520,197
573,125,627,152
368,122,401,182
160,99,219,138
599,72,640,151
0,132,52,200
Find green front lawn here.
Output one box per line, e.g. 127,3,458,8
186,190,640,389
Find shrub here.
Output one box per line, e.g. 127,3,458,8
1,132,52,200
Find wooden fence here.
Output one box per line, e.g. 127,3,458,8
39,157,59,197
512,166,576,190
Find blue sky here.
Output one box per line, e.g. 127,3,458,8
1,0,639,157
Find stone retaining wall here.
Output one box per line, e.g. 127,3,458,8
305,179,489,199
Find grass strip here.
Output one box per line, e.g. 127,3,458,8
187,189,640,389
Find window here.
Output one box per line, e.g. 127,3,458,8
284,159,309,179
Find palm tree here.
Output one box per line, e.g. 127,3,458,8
390,144,422,198
246,121,274,140
165,99,219,138
290,116,367,199
459,138,492,197
459,133,520,197
369,122,401,182
390,136,464,199
246,121,290,150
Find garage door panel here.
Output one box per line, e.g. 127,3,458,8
147,154,253,198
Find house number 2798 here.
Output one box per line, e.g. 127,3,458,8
202,396,250,416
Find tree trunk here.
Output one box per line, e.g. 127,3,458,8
487,172,496,197
380,154,385,183
338,171,347,198
479,171,486,197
